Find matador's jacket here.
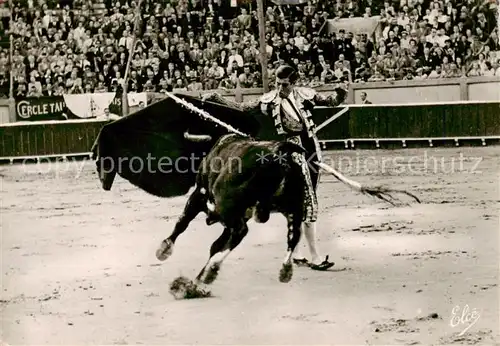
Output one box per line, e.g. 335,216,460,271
207,86,347,223
259,87,340,223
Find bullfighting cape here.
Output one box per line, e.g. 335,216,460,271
91,93,274,198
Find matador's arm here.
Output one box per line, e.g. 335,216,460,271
312,86,348,108
201,91,261,113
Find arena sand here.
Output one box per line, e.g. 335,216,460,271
1,146,499,345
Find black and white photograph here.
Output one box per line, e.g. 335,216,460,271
0,0,499,344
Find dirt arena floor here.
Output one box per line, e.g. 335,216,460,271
1,146,499,345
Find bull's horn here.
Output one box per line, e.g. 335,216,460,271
184,131,212,142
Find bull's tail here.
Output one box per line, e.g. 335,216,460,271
315,161,421,206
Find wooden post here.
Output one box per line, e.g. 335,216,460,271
122,0,143,116
9,0,13,100
256,0,269,92
8,0,14,122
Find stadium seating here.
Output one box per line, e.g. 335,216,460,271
3,0,499,96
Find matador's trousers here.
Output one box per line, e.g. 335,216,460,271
285,132,321,223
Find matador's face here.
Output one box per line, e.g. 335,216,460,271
276,78,292,98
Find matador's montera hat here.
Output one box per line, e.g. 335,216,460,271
275,64,298,84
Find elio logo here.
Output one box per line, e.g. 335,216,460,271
449,304,481,336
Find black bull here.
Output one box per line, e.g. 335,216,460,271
156,133,312,284
91,93,306,284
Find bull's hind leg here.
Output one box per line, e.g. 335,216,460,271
279,212,302,283
156,188,207,261
195,219,249,285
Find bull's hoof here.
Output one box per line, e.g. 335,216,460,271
203,263,220,285
206,211,220,226
206,216,218,226
253,204,270,223
279,262,293,283
253,211,270,223
156,239,174,261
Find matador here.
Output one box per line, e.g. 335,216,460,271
202,64,347,270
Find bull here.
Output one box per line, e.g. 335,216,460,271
156,132,311,284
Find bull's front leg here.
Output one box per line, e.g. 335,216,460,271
195,218,249,285
279,211,302,283
156,187,207,261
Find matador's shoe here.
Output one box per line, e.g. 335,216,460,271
293,255,335,271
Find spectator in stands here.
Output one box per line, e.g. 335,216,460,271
360,91,372,104
3,0,498,98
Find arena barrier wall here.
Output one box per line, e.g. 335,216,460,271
1,100,499,160
0,119,109,162
3,76,499,125
313,100,500,149
0,98,13,124
1,82,500,160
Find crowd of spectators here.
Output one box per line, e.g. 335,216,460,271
0,0,498,98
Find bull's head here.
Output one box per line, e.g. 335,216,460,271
183,131,212,142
